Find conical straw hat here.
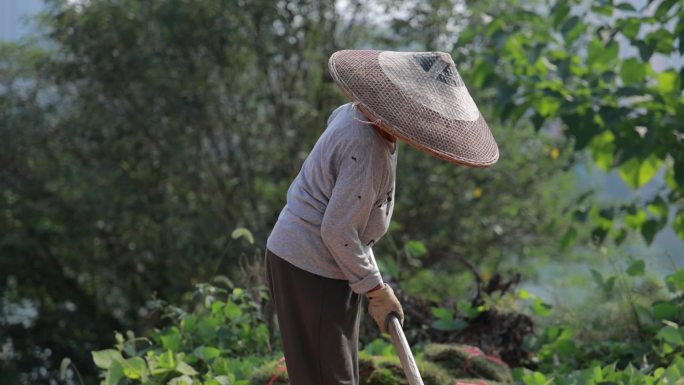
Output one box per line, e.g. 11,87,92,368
328,50,499,167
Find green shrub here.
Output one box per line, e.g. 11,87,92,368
91,283,275,385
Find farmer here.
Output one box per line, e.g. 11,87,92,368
265,49,499,385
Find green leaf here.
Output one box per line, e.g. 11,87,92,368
589,130,615,171
591,4,613,16
231,227,254,244
657,326,684,346
197,317,219,341
592,226,609,244
620,58,647,85
624,208,647,229
106,360,125,385
618,17,641,40
552,1,571,27
646,28,675,54
652,301,679,320
405,240,428,257
157,350,176,369
458,28,477,45
666,269,684,292
641,219,662,245
591,269,604,288
561,16,585,44
194,346,221,361
657,70,679,94
168,375,194,385
618,156,662,189
636,39,657,61
123,357,147,379
626,260,645,276
176,361,198,376
531,298,552,317
674,210,684,240
518,289,531,299
533,96,561,118
655,0,678,18
587,39,618,68
471,59,493,88
647,196,668,219
555,338,578,355
432,318,467,331
431,307,452,321
92,349,124,370
616,3,636,11
181,315,197,334
377,258,399,279
223,302,243,320
161,333,182,351
561,227,577,250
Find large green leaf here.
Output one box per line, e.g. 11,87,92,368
656,326,684,346
587,39,619,68
223,302,243,320
123,357,148,380
657,70,680,94
626,260,645,276
106,360,125,385
616,3,636,11
551,1,571,27
161,333,182,352
92,349,124,370
655,0,678,18
194,346,221,361
641,219,661,245
620,58,647,85
176,361,198,376
618,17,641,40
618,156,662,189
652,301,679,320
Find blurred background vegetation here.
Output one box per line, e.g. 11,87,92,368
0,0,682,384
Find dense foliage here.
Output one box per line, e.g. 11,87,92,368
455,0,684,246
1,0,682,384
86,261,684,385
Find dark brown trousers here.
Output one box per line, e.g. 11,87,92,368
266,249,362,385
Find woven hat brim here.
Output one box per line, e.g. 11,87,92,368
329,50,499,168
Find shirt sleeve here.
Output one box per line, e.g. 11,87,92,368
320,137,384,294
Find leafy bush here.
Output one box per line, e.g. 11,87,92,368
522,267,684,381
90,283,275,385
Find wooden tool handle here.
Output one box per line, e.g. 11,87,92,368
387,314,424,385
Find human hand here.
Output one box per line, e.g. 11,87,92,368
366,284,404,333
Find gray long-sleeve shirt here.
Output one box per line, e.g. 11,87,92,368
267,103,397,294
